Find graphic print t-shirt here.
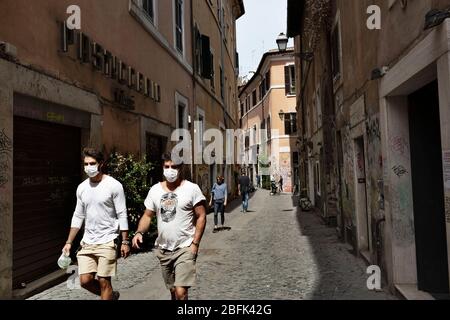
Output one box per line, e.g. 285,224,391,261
144,181,206,251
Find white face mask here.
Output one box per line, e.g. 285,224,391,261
164,168,179,183
85,164,100,178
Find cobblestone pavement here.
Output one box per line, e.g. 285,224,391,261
29,190,396,300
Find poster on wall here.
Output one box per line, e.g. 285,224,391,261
444,150,450,190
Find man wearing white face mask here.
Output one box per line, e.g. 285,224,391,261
62,148,130,300
132,153,207,300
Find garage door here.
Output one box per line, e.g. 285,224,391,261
13,116,81,289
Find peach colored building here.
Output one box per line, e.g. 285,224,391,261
239,49,298,193
0,0,244,298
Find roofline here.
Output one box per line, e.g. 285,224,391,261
239,49,294,97
233,0,245,19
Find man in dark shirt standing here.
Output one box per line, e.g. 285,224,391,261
238,170,250,213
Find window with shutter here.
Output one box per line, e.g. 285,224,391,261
284,113,297,135
201,35,212,79
220,67,224,99
252,90,257,107
210,52,215,89
142,0,154,22
266,71,271,91
331,25,341,79
285,65,296,95
175,0,183,53
285,66,290,95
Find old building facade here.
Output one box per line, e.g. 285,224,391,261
0,0,244,298
288,0,450,298
239,49,298,193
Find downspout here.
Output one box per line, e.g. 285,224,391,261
376,217,386,266
300,54,313,199
190,0,197,183
325,26,345,240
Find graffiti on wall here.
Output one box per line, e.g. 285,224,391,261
392,165,408,178
389,136,410,160
366,116,381,143
0,129,12,188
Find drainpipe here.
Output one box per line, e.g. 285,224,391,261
190,0,197,183
300,55,313,199
375,217,386,266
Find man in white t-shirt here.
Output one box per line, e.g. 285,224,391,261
62,148,130,300
132,153,207,300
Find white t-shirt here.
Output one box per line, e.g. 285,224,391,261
144,181,206,251
71,175,129,245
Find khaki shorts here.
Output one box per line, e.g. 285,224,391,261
155,246,197,290
77,240,117,278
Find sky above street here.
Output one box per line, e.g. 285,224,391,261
237,0,294,79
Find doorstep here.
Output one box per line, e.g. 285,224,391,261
395,284,435,300
13,269,69,300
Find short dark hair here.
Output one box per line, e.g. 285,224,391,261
161,152,173,163
83,148,104,163
162,152,184,166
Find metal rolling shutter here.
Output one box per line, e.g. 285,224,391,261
13,116,81,289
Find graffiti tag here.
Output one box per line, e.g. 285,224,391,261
392,165,408,178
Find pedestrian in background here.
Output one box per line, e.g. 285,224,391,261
238,170,250,213
279,175,284,193
132,153,207,300
209,176,228,233
256,175,261,189
63,148,130,301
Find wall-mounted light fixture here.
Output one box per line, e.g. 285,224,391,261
424,8,450,30
279,109,285,121
276,33,288,52
276,32,313,61
371,66,389,80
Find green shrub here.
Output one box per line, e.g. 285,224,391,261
106,152,157,241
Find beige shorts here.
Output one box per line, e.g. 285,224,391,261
155,246,197,290
77,240,117,278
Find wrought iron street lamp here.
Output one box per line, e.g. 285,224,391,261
276,33,288,52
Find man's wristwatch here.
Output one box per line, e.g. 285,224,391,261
122,240,131,246
135,231,144,237
192,242,200,247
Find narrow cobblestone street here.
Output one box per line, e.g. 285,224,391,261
29,190,396,300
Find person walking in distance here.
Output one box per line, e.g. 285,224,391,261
132,153,207,300
209,176,228,233
62,148,130,300
238,170,250,213
279,175,284,193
